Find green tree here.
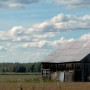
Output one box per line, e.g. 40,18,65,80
13,65,26,72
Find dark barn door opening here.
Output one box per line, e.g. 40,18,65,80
74,70,82,82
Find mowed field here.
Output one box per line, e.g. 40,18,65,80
0,74,90,90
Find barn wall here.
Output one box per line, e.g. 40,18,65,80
86,63,90,81
57,71,65,82
64,71,74,82
42,69,51,79
81,55,90,82
50,71,75,82
83,54,90,81
51,72,57,80
84,54,90,63
42,61,90,82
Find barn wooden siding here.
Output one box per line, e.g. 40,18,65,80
41,62,90,82
42,62,81,71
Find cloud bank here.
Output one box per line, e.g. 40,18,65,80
52,0,90,8
0,14,90,41
0,0,40,8
0,0,90,8
0,14,90,50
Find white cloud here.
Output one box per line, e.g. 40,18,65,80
14,40,48,48
51,33,90,47
12,33,90,49
9,26,24,36
0,0,89,8
1,33,90,50
51,37,74,47
0,46,7,51
26,14,90,33
8,3,24,8
12,37,74,49
0,26,32,42
0,14,90,49
33,32,56,39
0,0,40,8
52,0,90,8
0,14,90,41
80,33,90,40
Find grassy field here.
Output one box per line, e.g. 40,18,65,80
0,74,90,90
0,73,42,83
0,82,90,90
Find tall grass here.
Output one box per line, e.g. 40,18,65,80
0,74,90,90
0,82,90,90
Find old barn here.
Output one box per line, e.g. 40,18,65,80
41,40,90,82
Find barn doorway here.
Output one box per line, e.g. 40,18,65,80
74,70,82,81
57,71,65,82
57,71,74,82
64,71,74,82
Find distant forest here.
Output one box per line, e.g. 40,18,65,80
0,63,41,73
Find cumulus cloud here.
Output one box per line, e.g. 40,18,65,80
27,14,90,33
9,26,24,36
51,33,90,48
13,40,48,48
0,14,90,42
0,14,90,49
12,37,74,49
0,14,90,40
0,26,28,42
1,33,90,49
33,32,56,39
80,33,90,40
12,33,90,49
0,26,56,42
51,37,74,47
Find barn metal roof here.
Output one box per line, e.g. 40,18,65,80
43,40,90,63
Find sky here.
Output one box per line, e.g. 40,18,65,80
0,0,90,63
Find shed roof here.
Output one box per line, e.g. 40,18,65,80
43,40,90,63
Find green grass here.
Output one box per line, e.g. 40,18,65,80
0,74,42,83
0,73,58,83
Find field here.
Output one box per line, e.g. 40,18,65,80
0,73,42,83
0,74,90,90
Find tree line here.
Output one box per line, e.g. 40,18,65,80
0,63,41,73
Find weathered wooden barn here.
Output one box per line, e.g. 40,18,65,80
41,40,90,82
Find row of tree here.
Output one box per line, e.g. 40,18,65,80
0,63,41,73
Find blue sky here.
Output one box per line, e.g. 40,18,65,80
0,0,90,63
